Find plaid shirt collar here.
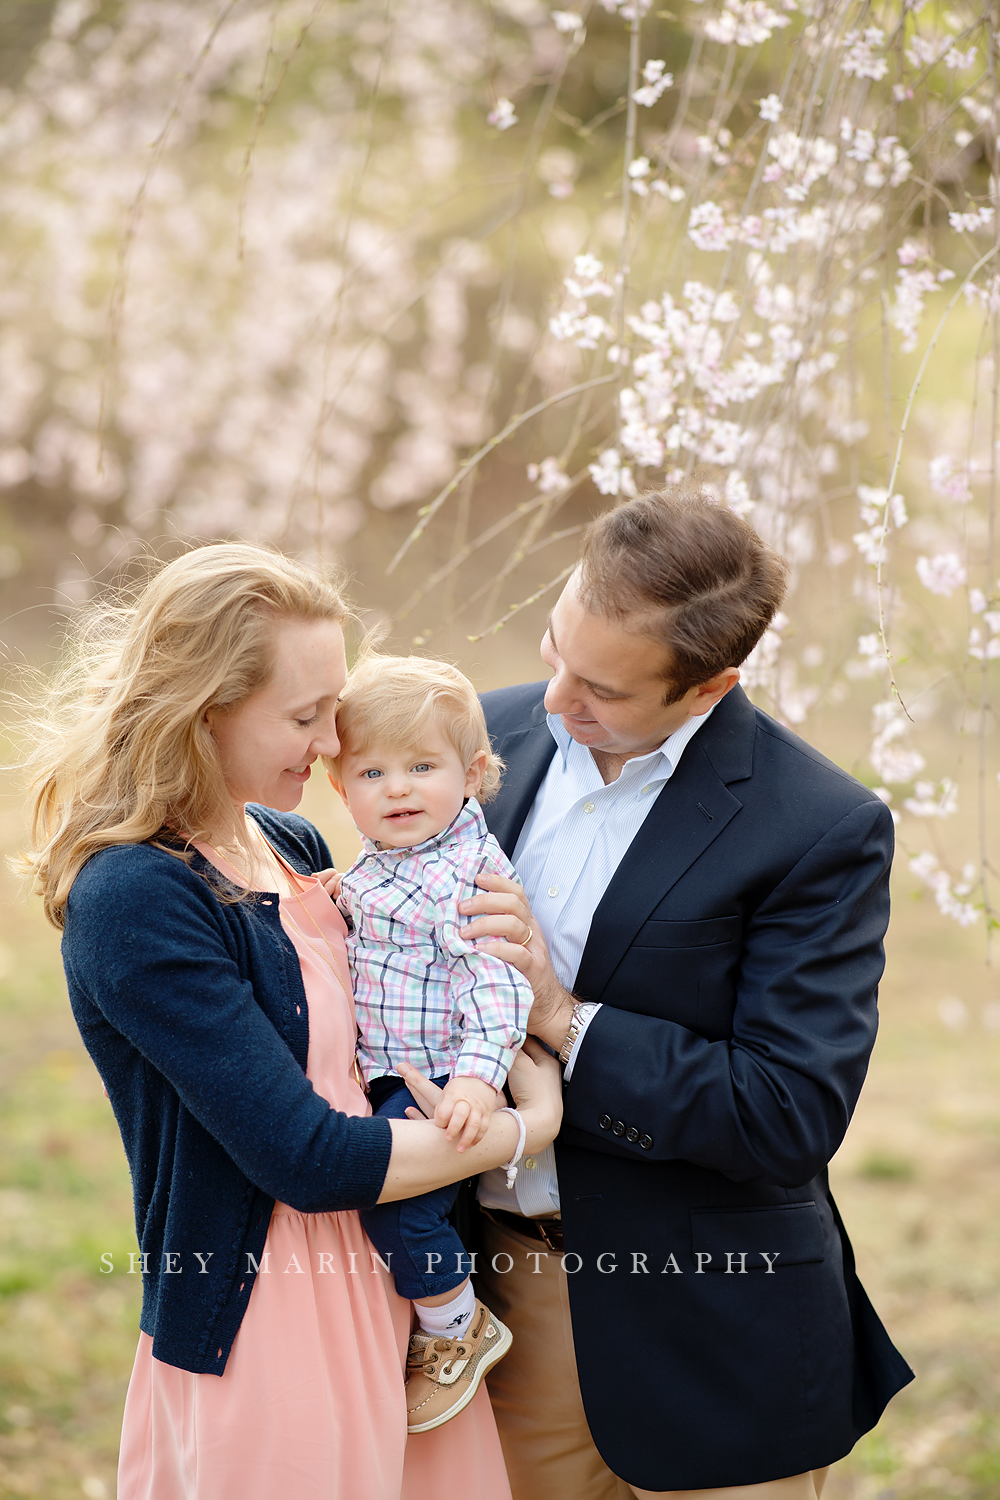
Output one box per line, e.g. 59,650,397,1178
358,797,487,863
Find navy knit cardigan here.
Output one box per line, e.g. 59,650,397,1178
61,806,393,1375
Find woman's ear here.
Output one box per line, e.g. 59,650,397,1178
464,749,488,798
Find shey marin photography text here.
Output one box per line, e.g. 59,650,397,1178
99,1248,789,1277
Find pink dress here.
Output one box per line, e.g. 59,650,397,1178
117,844,512,1500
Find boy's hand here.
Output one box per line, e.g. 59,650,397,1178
316,867,342,899
434,1075,502,1152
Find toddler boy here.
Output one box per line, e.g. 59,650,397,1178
325,654,532,1432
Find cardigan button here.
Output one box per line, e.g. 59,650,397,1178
598,1114,612,1130
639,1134,653,1150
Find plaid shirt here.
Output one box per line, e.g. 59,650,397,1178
339,799,531,1091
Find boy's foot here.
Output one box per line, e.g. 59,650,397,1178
405,1299,512,1432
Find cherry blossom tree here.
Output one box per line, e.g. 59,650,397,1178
0,0,997,936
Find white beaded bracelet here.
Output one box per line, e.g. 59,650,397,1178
498,1107,527,1190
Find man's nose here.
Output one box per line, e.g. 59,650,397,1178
544,663,582,716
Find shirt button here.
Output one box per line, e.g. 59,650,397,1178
547,885,559,898
583,802,595,814
524,1157,536,1170
641,785,651,795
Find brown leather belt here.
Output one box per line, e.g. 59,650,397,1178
483,1206,564,1252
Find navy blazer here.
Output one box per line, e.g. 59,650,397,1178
481,682,913,1491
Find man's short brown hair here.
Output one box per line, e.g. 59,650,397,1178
576,484,788,704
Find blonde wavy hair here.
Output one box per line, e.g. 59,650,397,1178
19,543,348,928
327,654,502,802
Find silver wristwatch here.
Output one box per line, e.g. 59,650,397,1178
558,1002,598,1066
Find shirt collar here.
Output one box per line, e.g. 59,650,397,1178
546,701,716,780
359,796,487,860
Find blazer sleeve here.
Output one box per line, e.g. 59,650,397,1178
63,850,392,1212
561,798,892,1187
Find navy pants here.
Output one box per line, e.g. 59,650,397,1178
359,1075,473,1301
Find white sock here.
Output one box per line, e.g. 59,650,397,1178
414,1280,477,1339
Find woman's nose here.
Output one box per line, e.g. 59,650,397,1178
313,722,340,760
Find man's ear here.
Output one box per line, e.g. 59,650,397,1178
691,667,741,715
464,749,488,798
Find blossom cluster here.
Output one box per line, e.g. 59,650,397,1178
0,0,996,929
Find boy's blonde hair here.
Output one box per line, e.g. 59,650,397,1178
328,654,503,801
19,543,348,927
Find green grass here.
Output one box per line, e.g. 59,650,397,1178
857,1151,917,1182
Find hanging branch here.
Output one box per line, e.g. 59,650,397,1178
237,0,326,261
466,565,575,642
97,0,242,465
384,375,616,573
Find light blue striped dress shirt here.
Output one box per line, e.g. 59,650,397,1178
477,704,714,1217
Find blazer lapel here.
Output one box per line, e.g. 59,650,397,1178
483,700,557,859
573,687,756,1001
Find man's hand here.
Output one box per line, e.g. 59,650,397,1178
434,1074,502,1152
459,872,576,1051
315,867,342,900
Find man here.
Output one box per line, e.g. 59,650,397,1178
462,488,912,1500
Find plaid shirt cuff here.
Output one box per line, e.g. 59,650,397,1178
451,1040,519,1092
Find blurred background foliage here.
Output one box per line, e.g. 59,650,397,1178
1,0,1000,1495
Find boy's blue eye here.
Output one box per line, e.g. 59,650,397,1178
411,763,431,773
362,768,383,779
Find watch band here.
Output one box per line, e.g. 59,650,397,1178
558,1001,596,1065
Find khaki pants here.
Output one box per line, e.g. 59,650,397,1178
479,1215,829,1500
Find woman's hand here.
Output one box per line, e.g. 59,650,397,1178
507,1037,563,1154
376,1044,562,1203
398,1042,562,1154
459,872,576,1051
394,1065,500,1151
395,1061,443,1121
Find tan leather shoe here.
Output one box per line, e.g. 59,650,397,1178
405,1300,512,1432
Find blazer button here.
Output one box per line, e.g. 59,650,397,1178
612,1120,625,1136
639,1134,653,1150
625,1127,639,1143
598,1114,612,1130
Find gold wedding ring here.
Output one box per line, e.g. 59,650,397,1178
520,927,533,948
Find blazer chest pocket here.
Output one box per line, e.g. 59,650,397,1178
690,1202,825,1271
633,915,739,948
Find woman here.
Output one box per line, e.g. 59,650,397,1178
21,544,561,1499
